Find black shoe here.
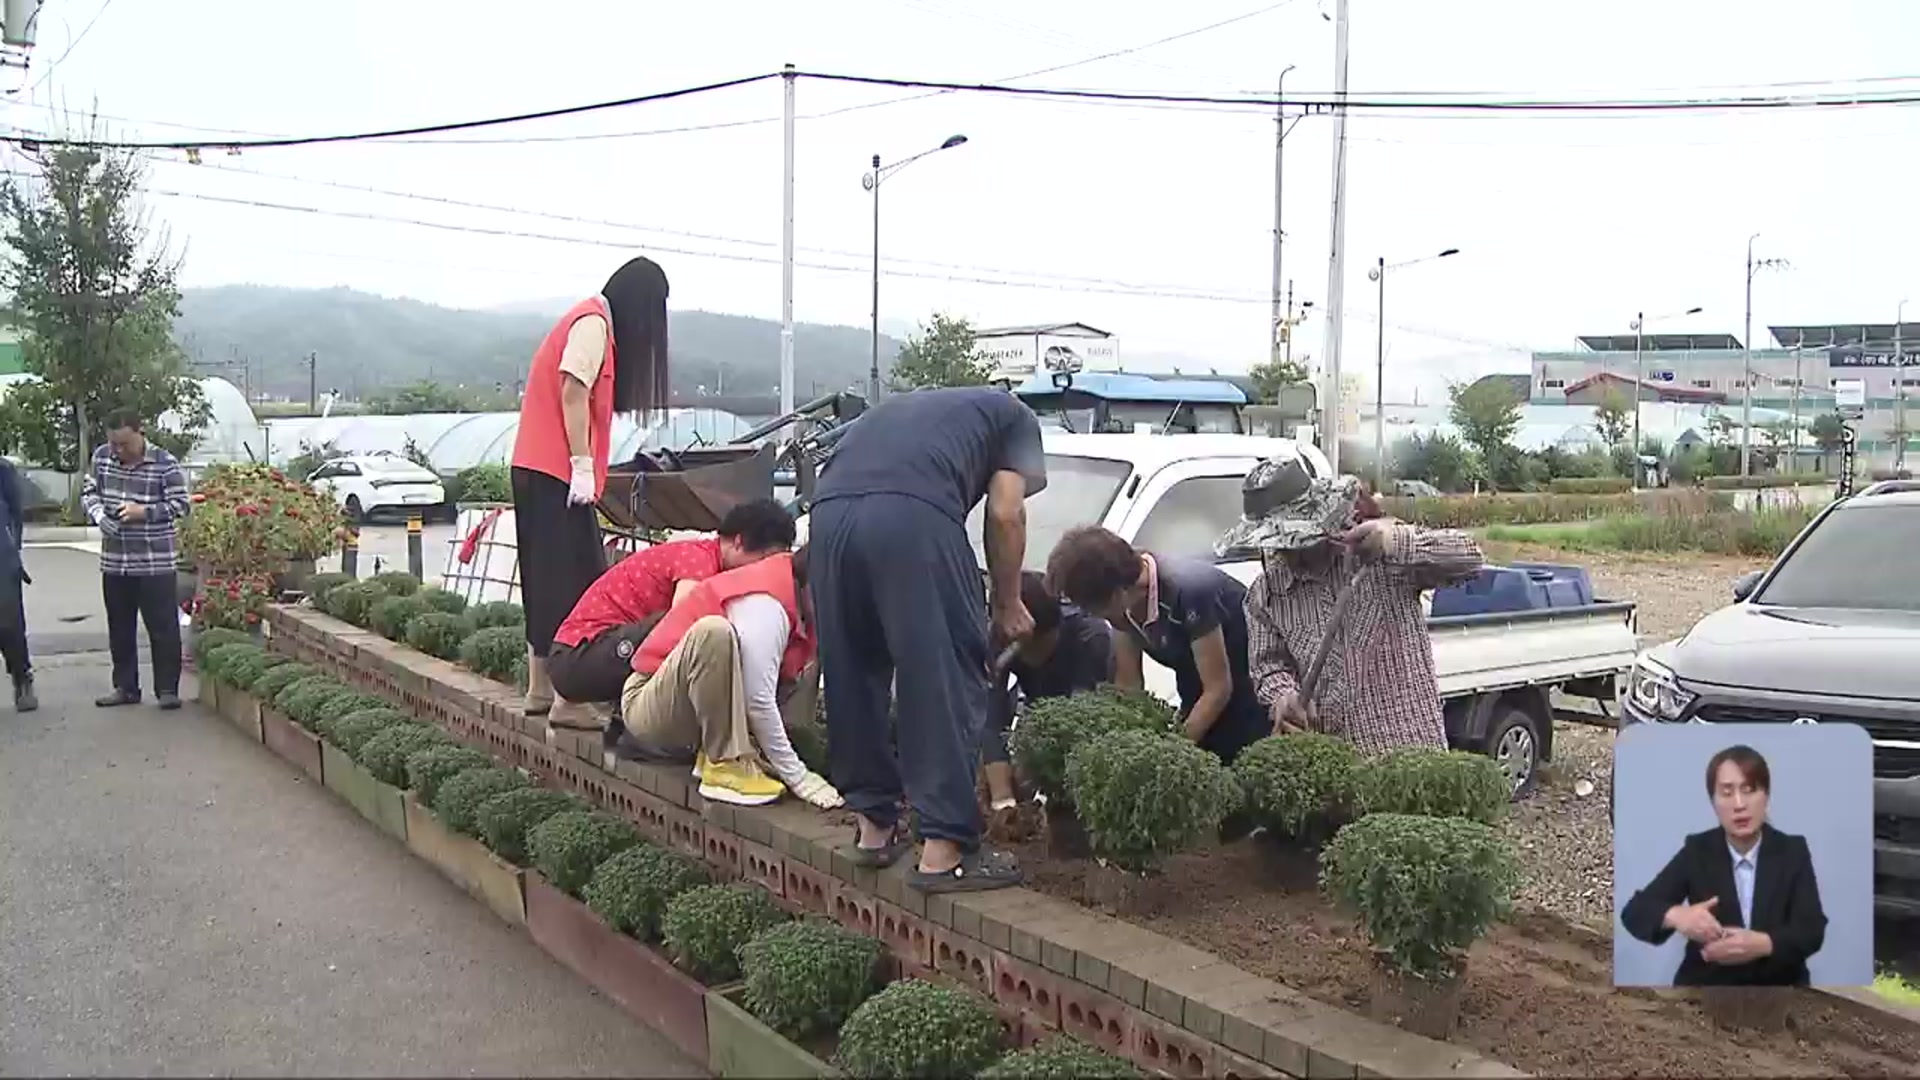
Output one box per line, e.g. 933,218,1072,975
156,692,182,711
95,689,141,707
12,675,35,713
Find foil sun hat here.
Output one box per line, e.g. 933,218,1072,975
1214,448,1363,557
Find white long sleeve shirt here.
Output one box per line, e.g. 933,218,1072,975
724,594,807,785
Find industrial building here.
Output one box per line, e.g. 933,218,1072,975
1530,323,1920,463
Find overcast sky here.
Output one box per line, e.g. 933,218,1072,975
3,0,1916,402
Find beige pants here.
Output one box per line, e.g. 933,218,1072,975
619,616,755,764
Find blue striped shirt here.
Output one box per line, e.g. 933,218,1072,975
79,442,190,577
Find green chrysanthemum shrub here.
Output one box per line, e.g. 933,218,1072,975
583,844,712,941
659,883,786,985
404,611,473,661
475,787,589,866
369,593,435,642
1353,748,1512,825
459,625,525,684
432,765,531,836
251,661,320,702
1011,688,1178,808
216,645,279,691
978,1035,1143,1080
527,810,643,897
323,580,385,627
417,587,468,615
834,979,1004,1080
1319,812,1519,982
357,723,454,786
738,918,884,1042
1232,733,1362,842
467,600,525,630
370,570,421,596
303,571,354,608
1065,729,1238,872
317,706,414,757
403,744,497,806
193,626,254,668
273,675,349,730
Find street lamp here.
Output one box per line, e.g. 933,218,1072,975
864,134,969,402
1896,299,1909,472
1366,248,1458,490
1630,305,1703,487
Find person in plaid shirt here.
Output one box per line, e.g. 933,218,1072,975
79,411,191,711
1218,449,1483,756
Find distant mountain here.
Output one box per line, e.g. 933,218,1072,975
174,285,903,403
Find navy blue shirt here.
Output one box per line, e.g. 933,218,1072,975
0,457,22,582
816,387,1047,524
1128,554,1266,763
990,609,1115,732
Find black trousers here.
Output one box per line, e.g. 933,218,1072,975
511,466,608,657
104,572,181,696
812,493,990,848
0,574,28,682
547,611,667,705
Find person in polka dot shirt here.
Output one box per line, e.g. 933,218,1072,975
546,499,797,729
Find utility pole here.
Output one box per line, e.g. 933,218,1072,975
1269,64,1299,365
1741,235,1789,476
779,63,797,420
1283,281,1296,369
307,351,318,415
1319,0,1351,472
1790,340,1802,468
1897,302,1909,472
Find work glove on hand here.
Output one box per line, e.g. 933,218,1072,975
790,770,843,810
565,456,597,506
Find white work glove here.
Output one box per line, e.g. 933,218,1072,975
790,770,843,810
566,455,597,506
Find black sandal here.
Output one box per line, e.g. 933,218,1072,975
850,823,912,869
909,848,1023,893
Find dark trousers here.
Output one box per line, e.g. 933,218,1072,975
812,493,990,847
103,572,181,697
0,575,27,682
511,466,608,657
547,612,666,704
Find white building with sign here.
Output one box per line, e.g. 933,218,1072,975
977,322,1120,383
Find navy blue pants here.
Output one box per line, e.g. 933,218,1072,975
811,493,990,848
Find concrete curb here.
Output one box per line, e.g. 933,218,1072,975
23,525,103,543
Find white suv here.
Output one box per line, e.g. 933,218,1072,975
308,453,448,523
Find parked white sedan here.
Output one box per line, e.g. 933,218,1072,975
309,453,448,523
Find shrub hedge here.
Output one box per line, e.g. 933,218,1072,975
460,625,526,684
1012,689,1180,808
738,918,884,1042
358,723,455,786
834,979,1004,1080
369,593,435,642
1232,733,1362,839
317,706,412,757
467,601,526,630
583,844,712,941
1353,748,1511,825
370,571,422,596
251,661,320,701
404,612,472,660
432,765,531,836
528,810,642,897
979,1036,1142,1079
476,787,589,866
403,744,498,806
303,571,354,608
1320,812,1518,980
323,581,385,626
1065,730,1238,872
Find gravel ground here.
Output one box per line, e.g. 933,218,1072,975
1481,542,1774,929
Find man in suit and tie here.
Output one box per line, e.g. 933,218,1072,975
1619,744,1828,986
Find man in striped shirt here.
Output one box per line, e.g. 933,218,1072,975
79,411,191,711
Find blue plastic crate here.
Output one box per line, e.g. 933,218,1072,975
1429,563,1594,617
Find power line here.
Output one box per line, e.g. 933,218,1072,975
149,155,1255,294
5,72,779,149
13,65,1920,152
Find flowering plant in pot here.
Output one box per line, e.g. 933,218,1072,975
181,463,342,625
1318,812,1518,1039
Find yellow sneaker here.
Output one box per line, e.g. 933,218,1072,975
698,757,784,806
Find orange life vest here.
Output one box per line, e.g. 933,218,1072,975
510,295,616,492
631,552,814,681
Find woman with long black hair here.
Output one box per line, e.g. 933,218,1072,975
509,256,670,721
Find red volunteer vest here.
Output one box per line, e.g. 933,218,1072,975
510,295,617,492
632,553,814,681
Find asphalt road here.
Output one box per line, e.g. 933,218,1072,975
0,657,701,1077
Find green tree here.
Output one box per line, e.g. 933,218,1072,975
365,379,509,415
1392,432,1474,492
1809,412,1849,470
1247,356,1310,404
1446,379,1523,488
0,133,207,468
1592,388,1631,448
887,313,989,391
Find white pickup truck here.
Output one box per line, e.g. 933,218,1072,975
946,430,1638,793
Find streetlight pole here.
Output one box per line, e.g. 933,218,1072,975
1269,64,1300,365
1630,305,1703,486
1366,248,1458,491
864,135,969,403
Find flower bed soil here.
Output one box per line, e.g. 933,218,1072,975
1010,838,1919,1078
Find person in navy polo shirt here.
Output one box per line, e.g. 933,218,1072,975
809,386,1046,893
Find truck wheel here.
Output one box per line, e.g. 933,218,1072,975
1485,704,1542,799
